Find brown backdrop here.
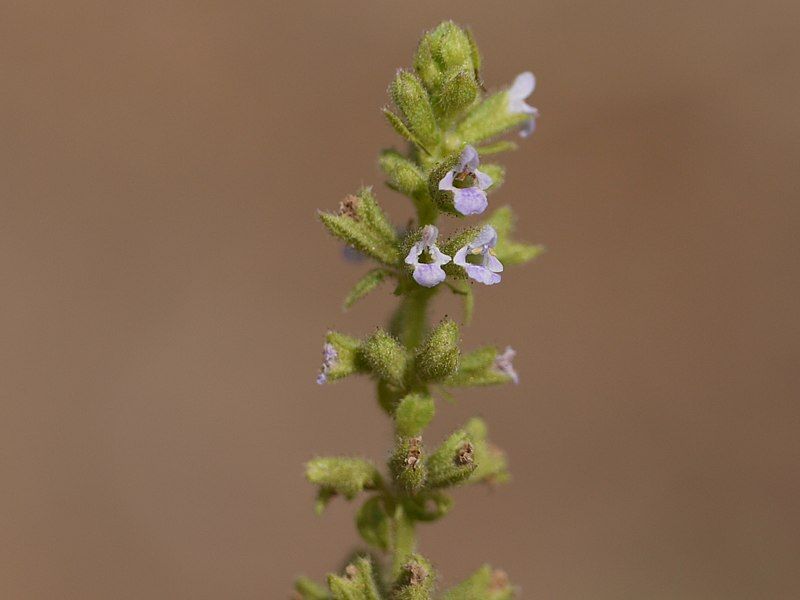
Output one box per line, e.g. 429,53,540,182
2,1,799,598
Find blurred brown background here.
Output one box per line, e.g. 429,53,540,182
2,1,799,598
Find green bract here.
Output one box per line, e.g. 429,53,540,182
302,20,544,598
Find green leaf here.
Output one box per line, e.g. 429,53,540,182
382,108,429,154
344,269,389,310
356,497,391,551
306,457,381,501
394,393,435,437
444,345,512,387
401,491,453,522
476,140,518,155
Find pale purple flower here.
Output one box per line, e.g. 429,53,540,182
437,145,493,216
316,342,338,385
507,71,539,138
453,225,503,285
404,225,451,287
494,346,519,384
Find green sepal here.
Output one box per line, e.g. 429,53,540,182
328,556,382,600
391,554,435,600
356,496,392,551
323,331,366,382
306,457,381,502
425,428,476,488
432,69,478,120
379,150,426,198
394,393,435,437
344,269,390,310
401,491,453,522
390,70,439,149
465,418,509,485
319,189,399,265
360,329,408,387
439,226,482,280
456,91,530,144
444,345,512,387
427,152,461,215
440,565,515,600
295,576,332,600
383,108,429,154
414,319,460,382
484,205,545,266
389,436,427,494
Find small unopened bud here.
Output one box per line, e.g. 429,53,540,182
415,319,460,382
425,429,476,488
390,436,428,493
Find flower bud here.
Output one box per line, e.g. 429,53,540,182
390,436,428,494
360,329,408,387
390,70,439,149
425,429,476,488
392,554,436,600
415,319,460,382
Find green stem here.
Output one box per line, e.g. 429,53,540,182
391,504,416,578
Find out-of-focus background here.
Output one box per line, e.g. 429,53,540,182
2,1,799,598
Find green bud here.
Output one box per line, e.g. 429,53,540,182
379,150,427,198
294,576,331,600
306,457,381,501
360,329,408,387
433,69,478,119
425,429,476,488
394,393,435,437
390,70,439,149
465,418,510,485
413,35,442,92
414,319,460,382
356,496,391,551
319,189,399,266
344,269,389,310
485,206,545,266
323,331,365,382
328,556,381,600
428,21,474,75
457,91,529,144
391,554,435,600
389,436,427,494
440,565,515,600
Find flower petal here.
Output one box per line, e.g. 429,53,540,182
453,188,488,216
438,170,456,192
474,168,493,190
429,246,452,266
459,145,480,171
413,263,447,287
464,264,501,285
509,71,535,100
404,241,424,265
